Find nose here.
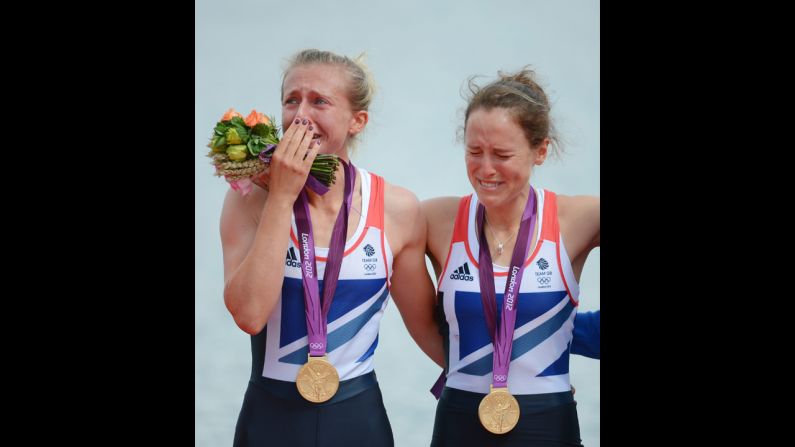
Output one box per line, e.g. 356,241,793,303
296,101,309,117
284,104,310,130
480,155,497,177
296,101,318,123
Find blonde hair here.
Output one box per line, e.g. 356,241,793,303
282,49,376,151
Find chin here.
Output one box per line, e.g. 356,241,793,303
476,195,502,208
473,186,499,203
322,143,350,157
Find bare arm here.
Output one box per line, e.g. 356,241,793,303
386,186,445,367
220,119,319,334
421,196,459,280
558,194,600,280
220,191,294,335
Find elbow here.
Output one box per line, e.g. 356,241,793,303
230,306,267,335
224,288,266,335
236,317,266,336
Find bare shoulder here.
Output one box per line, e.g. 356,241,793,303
421,196,462,266
556,194,600,219
420,196,460,224
556,194,600,254
383,181,421,220
380,181,422,254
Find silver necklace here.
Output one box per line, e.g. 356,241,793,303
484,215,517,256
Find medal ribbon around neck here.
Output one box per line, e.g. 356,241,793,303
293,160,356,357
474,186,536,389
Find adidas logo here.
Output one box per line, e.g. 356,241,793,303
285,247,301,268
449,262,474,281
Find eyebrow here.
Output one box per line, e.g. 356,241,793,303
284,88,333,99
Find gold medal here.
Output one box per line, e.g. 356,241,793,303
296,354,339,403
478,385,520,434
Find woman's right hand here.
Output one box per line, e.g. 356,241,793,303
251,166,270,191
265,117,320,204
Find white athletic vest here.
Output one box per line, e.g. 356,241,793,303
259,168,394,382
437,189,580,394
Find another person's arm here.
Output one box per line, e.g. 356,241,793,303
571,310,600,359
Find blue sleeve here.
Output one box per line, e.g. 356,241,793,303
571,310,600,359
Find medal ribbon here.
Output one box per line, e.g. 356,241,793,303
293,160,356,357
475,186,536,388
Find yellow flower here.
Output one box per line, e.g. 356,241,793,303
225,128,243,145
226,144,248,161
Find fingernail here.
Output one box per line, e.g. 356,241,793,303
294,119,300,124
308,125,313,131
301,119,308,125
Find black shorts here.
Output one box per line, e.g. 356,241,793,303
430,387,583,447
233,371,393,447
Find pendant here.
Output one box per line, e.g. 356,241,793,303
296,354,339,403
497,242,504,255
478,385,520,434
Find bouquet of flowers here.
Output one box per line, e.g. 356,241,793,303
207,108,340,195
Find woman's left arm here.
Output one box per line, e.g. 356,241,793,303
558,195,600,278
385,184,445,368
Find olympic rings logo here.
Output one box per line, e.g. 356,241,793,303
309,342,324,350
364,264,376,271
493,374,507,382
537,277,551,284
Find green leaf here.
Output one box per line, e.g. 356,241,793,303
229,120,250,143
248,139,266,156
236,125,250,143
229,116,246,127
214,121,230,136
252,123,273,138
